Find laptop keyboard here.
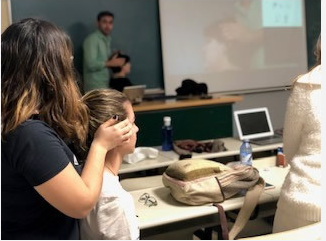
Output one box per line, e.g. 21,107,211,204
250,135,283,145
253,135,280,141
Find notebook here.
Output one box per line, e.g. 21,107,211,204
123,85,146,105
233,107,283,146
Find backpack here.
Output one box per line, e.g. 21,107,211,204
175,79,208,96
162,159,265,240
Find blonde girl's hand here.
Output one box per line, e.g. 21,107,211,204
92,117,133,152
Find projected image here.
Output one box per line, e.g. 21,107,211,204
203,0,264,72
159,0,307,95
262,0,303,27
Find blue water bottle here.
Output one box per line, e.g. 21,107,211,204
162,116,173,151
240,139,252,166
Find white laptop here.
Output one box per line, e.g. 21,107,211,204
123,85,146,105
234,107,283,145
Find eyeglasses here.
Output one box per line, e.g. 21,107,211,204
138,193,158,207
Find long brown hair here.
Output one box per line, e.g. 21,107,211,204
78,89,128,159
1,18,89,146
292,33,321,85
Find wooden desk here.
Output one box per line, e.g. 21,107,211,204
134,95,243,146
128,156,289,239
119,137,282,174
133,95,243,112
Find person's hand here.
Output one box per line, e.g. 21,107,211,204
92,118,133,152
106,54,125,67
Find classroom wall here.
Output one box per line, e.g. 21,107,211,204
1,0,11,33
10,0,320,91
9,0,320,140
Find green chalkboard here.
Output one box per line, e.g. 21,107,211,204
11,0,164,91
11,0,320,92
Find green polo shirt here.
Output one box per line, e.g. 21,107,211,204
83,30,112,92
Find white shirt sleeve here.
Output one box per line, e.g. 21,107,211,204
96,196,136,240
81,191,139,240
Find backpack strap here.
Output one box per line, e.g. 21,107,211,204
213,203,229,240
212,177,265,240
228,177,265,240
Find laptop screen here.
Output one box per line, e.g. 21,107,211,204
238,111,270,135
234,107,274,140
123,85,146,104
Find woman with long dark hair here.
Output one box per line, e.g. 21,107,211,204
1,18,133,239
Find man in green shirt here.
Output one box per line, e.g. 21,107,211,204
83,11,124,93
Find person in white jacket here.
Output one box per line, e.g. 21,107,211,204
78,89,140,240
273,34,321,233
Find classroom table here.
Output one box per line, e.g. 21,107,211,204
119,137,282,174
126,156,289,239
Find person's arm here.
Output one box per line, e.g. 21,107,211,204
35,118,133,219
283,83,306,163
105,53,125,68
83,37,107,72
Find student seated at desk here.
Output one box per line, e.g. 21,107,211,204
78,89,139,240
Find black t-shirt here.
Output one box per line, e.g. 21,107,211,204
1,120,82,240
109,77,133,92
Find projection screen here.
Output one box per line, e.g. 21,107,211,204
159,0,308,95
